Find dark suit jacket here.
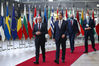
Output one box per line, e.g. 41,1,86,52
53,20,68,42
82,17,95,35
67,19,79,35
33,23,47,42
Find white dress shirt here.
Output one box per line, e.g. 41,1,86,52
58,19,63,29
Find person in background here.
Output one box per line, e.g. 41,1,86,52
82,12,96,53
67,14,79,53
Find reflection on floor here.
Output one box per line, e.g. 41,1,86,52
0,39,98,66
71,51,99,66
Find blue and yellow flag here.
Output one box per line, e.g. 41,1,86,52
4,3,11,40
44,7,47,23
11,4,17,40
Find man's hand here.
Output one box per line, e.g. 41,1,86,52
36,31,41,35
53,39,55,41
85,27,91,30
87,27,91,30
62,34,65,38
85,28,88,30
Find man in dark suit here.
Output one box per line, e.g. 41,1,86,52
82,12,96,53
53,12,68,64
68,14,79,53
33,16,47,64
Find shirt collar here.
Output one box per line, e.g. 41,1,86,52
59,19,63,22
38,22,42,24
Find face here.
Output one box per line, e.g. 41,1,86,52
86,13,89,19
58,14,63,20
70,14,74,19
37,17,42,23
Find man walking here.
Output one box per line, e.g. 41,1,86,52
53,12,68,64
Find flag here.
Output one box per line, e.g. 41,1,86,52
11,4,17,40
4,2,11,40
92,10,96,35
23,5,28,40
56,7,58,20
69,8,72,18
0,3,5,41
96,23,99,36
39,6,41,16
17,5,22,40
33,6,37,34
80,9,84,36
44,7,47,23
27,5,33,39
72,8,75,18
48,6,52,37
33,6,37,28
65,8,68,20
29,6,32,28
61,7,64,17
43,6,47,33
76,10,81,36
92,10,95,21
0,3,4,29
50,7,55,34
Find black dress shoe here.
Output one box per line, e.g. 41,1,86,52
93,48,96,51
83,51,88,53
43,59,45,62
54,60,59,64
34,61,39,64
62,60,65,63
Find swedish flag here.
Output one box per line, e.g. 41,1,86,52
4,3,11,40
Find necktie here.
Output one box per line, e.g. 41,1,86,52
39,23,40,30
71,20,72,25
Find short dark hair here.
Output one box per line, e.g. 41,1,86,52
58,12,63,16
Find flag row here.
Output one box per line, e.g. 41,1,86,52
0,2,99,41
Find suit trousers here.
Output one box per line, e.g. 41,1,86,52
55,38,66,61
69,33,75,51
84,31,95,51
35,38,45,62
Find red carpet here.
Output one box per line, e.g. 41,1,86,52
16,43,99,66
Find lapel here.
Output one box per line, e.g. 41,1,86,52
69,19,72,27
36,23,39,30
57,21,60,30
72,19,74,25
60,20,64,29
89,18,91,25
85,19,87,25
40,23,43,30
71,19,74,26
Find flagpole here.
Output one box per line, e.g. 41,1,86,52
0,42,2,52
1,41,4,51
7,40,11,50
2,41,4,51
11,4,14,49
13,40,15,49
29,4,33,47
28,4,32,47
